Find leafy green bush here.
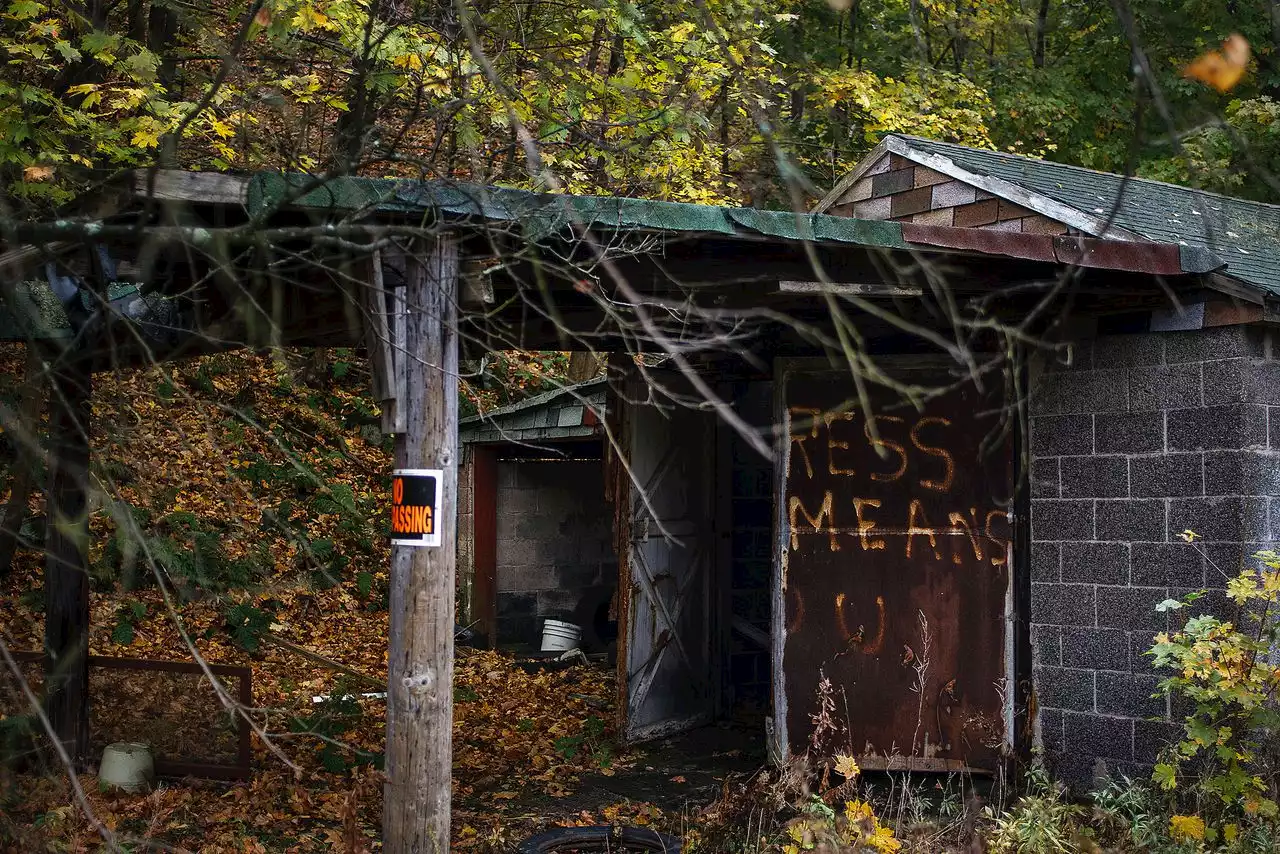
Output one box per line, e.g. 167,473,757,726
109,600,147,645
224,602,273,652
1148,546,1280,828
1088,775,1164,850
986,766,1089,853
97,506,260,595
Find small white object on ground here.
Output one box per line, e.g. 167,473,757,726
541,618,582,652
311,691,388,704
99,742,154,793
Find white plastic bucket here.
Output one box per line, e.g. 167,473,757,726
541,619,582,652
99,742,154,793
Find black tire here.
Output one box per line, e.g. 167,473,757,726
514,825,681,853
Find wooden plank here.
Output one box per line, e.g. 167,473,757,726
471,447,498,647
0,242,75,284
731,617,769,649
619,370,716,742
1206,272,1266,306
769,367,791,764
714,385,734,717
605,356,632,738
362,250,401,434
383,235,459,854
461,267,495,308
391,275,408,435
1205,297,1264,327
777,280,923,298
131,169,249,205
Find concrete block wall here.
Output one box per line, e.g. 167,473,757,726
1029,325,1280,785
494,459,616,647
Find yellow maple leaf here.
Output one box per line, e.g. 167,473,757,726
293,6,332,30
392,53,424,70
834,753,860,779
1169,814,1206,842
131,128,161,148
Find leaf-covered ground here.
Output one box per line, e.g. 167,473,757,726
1,647,655,852
0,346,678,851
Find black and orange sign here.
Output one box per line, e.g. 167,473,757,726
391,468,442,547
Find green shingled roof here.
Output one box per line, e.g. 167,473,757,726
245,171,1224,277
246,173,912,248
459,377,608,445
892,135,1280,296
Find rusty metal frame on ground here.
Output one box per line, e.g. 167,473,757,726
8,652,253,780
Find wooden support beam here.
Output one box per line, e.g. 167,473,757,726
131,169,250,205
777,280,924,297
471,446,498,648
42,344,92,763
383,234,459,854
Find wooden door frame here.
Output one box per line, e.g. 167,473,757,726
470,445,499,647
713,382,734,720
609,368,720,742
607,367,634,738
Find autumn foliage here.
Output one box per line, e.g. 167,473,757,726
0,344,644,851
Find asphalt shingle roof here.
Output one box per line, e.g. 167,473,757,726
895,135,1280,296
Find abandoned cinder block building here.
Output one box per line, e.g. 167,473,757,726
444,135,1280,783
31,157,1280,788
814,135,1280,782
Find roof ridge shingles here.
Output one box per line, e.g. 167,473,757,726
892,134,1280,214
886,134,1280,296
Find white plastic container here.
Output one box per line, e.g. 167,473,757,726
99,742,154,793
541,619,582,652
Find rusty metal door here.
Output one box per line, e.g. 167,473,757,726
615,371,716,742
774,366,1015,771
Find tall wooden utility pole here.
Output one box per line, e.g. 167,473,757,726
43,343,92,762
383,234,460,854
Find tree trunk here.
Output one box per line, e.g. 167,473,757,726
330,0,385,172
1034,0,1050,69
43,344,92,764
1264,0,1280,97
567,351,602,383
383,235,459,854
0,347,43,580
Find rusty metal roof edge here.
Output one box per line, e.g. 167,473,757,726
901,223,1234,281
901,223,1056,264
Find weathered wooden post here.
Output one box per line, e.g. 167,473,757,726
383,234,460,853
43,343,92,762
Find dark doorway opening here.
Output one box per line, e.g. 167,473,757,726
490,441,619,654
